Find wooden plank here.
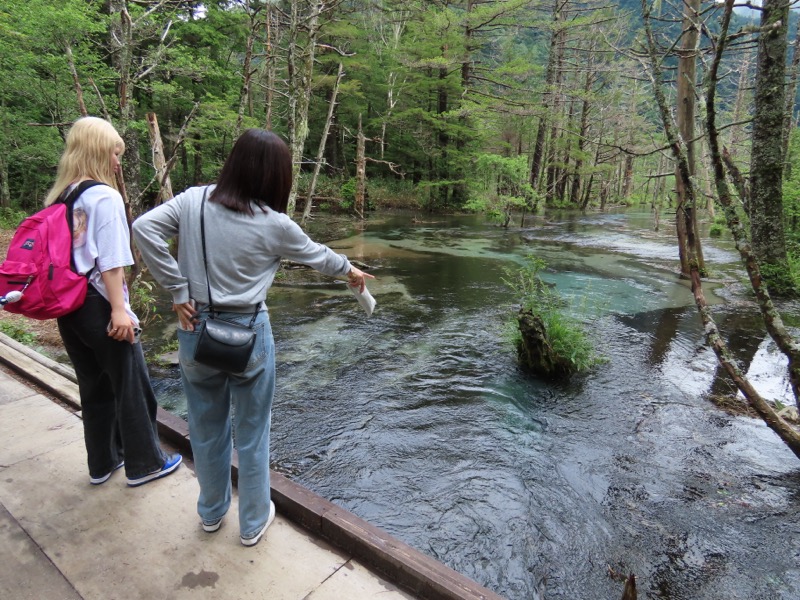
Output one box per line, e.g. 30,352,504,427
0,338,80,410
0,331,77,383
156,406,190,448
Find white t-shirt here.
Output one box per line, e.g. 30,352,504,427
68,183,139,326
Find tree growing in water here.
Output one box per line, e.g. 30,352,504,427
504,256,600,379
640,0,800,459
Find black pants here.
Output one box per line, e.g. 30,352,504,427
57,287,166,479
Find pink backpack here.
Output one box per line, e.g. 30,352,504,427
0,181,103,319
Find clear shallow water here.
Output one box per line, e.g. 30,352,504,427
150,209,800,600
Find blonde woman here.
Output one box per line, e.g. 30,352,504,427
49,117,181,487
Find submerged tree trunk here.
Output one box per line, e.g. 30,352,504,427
517,309,573,379
651,0,800,459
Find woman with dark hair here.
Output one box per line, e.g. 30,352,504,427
133,129,372,547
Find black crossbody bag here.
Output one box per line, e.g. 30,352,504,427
192,189,260,373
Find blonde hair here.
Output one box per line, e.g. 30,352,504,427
44,117,125,206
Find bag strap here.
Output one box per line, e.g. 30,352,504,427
58,180,104,275
199,188,215,311
199,188,260,326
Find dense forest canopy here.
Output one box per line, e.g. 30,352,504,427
0,0,786,219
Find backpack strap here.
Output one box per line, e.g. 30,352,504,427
57,180,106,275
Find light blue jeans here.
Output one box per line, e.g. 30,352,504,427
177,309,274,538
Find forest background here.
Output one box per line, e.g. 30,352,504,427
2,0,796,230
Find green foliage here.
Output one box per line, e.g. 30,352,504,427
503,256,600,373
760,261,800,297
467,153,536,225
0,207,27,229
129,276,161,328
784,129,800,250
150,337,179,367
0,321,36,346
339,178,357,211
709,223,724,237
0,0,737,223
367,178,420,209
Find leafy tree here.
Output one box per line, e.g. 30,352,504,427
466,153,535,226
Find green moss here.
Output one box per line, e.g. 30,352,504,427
0,321,37,345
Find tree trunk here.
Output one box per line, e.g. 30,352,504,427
649,0,800,459
264,5,276,131
622,92,637,199
749,0,791,284
145,112,174,204
301,62,344,226
286,0,323,216
65,44,88,117
437,58,450,207
192,131,203,185
705,0,800,454
236,7,259,137
729,52,753,155
556,98,575,203
0,154,9,208
109,1,139,212
674,0,702,277
545,21,566,204
530,0,563,191
355,114,366,219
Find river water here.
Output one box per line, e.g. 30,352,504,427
151,209,800,600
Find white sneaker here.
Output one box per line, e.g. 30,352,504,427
240,501,275,547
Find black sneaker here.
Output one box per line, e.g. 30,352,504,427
126,454,182,487
89,461,124,485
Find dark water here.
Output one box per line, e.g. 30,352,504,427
151,209,800,600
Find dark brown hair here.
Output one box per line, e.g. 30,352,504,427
210,129,292,215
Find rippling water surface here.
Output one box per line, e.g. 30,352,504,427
152,209,800,600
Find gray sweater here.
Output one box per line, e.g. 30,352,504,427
132,185,352,311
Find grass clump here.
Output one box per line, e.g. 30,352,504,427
503,256,601,377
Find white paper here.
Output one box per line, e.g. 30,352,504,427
348,283,376,317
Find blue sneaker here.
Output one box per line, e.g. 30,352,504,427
89,461,124,485
126,453,182,487
240,501,275,547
